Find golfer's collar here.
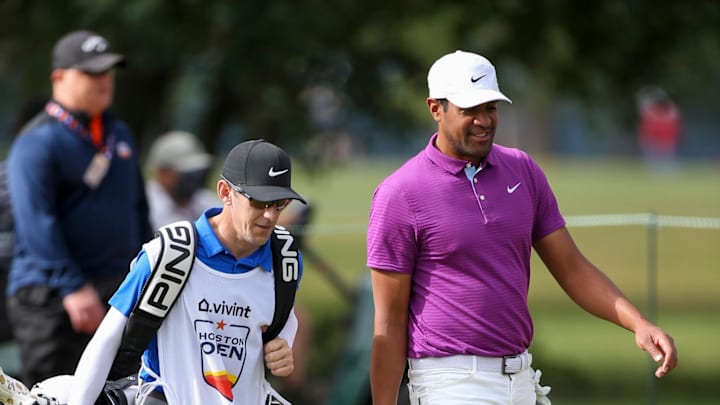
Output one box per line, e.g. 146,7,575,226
426,133,496,176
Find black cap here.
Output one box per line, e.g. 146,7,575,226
52,30,126,73
221,139,306,204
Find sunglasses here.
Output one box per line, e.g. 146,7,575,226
82,69,115,77
222,177,291,211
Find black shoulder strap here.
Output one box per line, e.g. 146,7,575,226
108,220,196,380
262,225,300,343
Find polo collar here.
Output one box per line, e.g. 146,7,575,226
425,133,497,176
196,207,273,272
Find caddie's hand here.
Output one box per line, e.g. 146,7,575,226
635,321,678,378
264,337,294,377
62,283,106,334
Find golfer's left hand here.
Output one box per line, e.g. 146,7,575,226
635,321,678,378
264,337,294,377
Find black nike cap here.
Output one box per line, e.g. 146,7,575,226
52,30,126,73
221,139,306,204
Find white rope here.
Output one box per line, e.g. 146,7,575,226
566,214,720,229
565,214,651,227
295,214,720,235
655,215,720,229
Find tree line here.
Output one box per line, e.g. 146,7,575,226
1,0,718,163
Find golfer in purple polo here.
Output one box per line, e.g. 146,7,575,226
367,50,678,405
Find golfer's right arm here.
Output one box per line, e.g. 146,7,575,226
370,269,411,405
68,308,128,405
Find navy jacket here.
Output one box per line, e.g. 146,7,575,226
6,104,153,297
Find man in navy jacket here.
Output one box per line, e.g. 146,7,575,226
6,30,152,386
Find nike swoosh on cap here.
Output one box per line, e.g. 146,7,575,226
471,74,487,83
268,167,289,177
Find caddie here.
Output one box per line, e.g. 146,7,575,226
66,139,307,404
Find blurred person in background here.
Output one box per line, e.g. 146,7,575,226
6,30,152,386
0,152,12,343
145,130,218,230
367,50,678,405
636,85,682,171
0,98,46,344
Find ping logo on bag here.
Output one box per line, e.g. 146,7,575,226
273,227,298,282
138,222,196,318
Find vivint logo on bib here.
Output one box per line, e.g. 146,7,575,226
81,36,108,53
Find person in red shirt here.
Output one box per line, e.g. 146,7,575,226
637,86,682,168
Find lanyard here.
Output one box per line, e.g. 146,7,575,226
45,101,114,159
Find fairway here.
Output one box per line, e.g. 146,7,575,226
290,156,720,404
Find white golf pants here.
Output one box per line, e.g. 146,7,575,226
407,353,551,405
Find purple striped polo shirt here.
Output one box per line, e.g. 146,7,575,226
367,133,565,358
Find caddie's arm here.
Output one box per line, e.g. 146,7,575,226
275,306,299,348
370,268,411,405
534,226,678,378
68,308,128,405
263,309,298,377
69,250,152,404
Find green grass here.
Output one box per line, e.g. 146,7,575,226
290,156,720,404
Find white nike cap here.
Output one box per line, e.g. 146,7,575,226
428,50,512,108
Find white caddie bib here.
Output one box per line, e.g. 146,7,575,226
149,257,276,404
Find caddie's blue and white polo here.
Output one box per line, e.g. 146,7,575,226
110,207,303,401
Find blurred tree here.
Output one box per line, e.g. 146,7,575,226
0,0,718,162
